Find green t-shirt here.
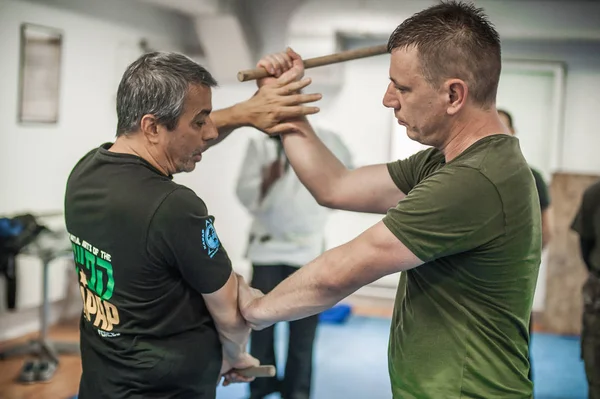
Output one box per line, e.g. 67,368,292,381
383,135,541,399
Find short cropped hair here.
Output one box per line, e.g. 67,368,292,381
387,1,501,107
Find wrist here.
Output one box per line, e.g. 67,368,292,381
223,342,245,363
229,101,252,128
244,297,272,329
213,103,251,132
280,117,311,137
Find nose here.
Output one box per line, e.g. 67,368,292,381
382,82,399,109
204,117,219,141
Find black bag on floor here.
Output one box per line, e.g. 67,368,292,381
0,214,46,310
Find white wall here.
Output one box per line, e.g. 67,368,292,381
500,40,600,175
0,0,197,339
0,0,193,214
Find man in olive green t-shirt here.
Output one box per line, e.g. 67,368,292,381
238,2,542,398
383,137,540,398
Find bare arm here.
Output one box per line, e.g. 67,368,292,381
206,75,322,148
239,221,422,329
209,104,250,147
255,49,405,213
541,207,553,249
281,119,405,213
203,272,255,366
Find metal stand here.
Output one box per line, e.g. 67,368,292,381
0,238,80,365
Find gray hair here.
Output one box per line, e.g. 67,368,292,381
116,52,217,136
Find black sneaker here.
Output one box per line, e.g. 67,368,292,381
17,359,39,384
36,359,58,382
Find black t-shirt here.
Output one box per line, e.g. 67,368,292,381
64,143,232,399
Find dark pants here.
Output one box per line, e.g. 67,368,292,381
582,274,600,399
249,264,319,399
582,311,600,398
582,330,600,399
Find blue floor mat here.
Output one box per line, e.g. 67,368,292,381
531,332,587,399
216,316,588,399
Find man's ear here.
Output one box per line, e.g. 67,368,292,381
445,79,468,115
140,114,160,144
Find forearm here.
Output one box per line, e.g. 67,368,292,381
243,222,410,324
282,119,402,213
208,274,251,360
240,221,422,329
220,328,250,363
244,246,359,326
218,324,250,360
216,309,249,357
281,118,349,207
208,104,250,148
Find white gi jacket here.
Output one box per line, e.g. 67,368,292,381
235,129,354,267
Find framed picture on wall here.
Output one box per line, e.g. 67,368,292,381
18,23,63,124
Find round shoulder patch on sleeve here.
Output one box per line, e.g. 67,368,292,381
201,218,220,258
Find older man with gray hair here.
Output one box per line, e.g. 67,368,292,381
64,51,321,399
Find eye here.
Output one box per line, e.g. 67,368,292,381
195,120,205,127
396,86,407,93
